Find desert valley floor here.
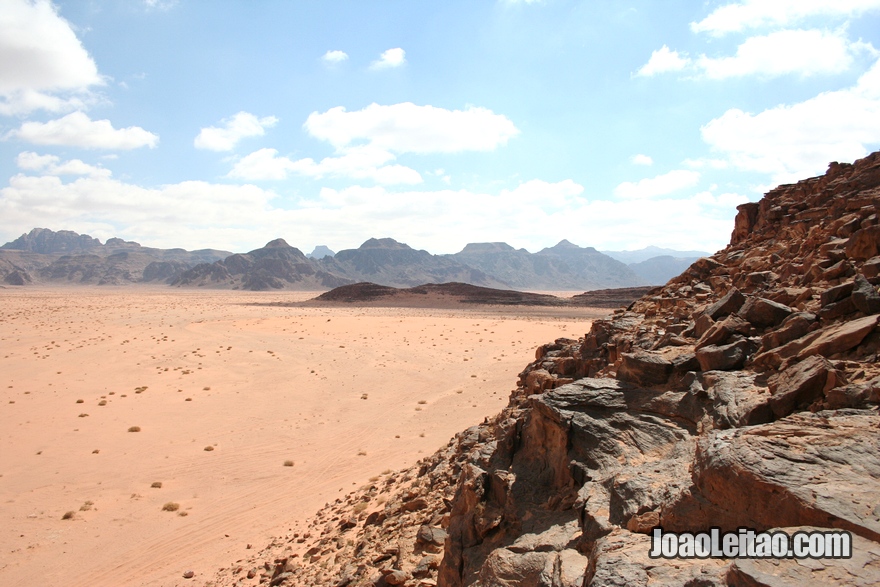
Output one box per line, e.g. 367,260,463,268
0,288,605,586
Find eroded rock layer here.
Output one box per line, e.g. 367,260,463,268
210,152,880,586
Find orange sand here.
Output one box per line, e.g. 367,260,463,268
0,288,602,586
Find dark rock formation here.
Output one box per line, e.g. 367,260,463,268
569,286,656,308
0,258,32,285
311,282,654,310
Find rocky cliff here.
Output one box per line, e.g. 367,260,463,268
208,151,880,587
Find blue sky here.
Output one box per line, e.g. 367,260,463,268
1,0,879,255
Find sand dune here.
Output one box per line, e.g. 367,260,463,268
0,288,606,586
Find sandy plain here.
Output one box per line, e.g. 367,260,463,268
0,288,606,586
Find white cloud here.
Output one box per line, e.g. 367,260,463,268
701,57,880,184
683,158,730,170
15,151,58,171
15,151,111,178
304,102,519,153
6,111,159,149
370,48,406,70
230,102,519,184
143,0,178,10
692,0,880,36
636,45,691,77
0,166,740,255
322,50,348,64
228,102,518,185
614,170,701,199
228,146,423,185
309,181,735,253
697,29,876,79
0,0,103,115
0,173,280,252
640,30,875,80
631,154,653,166
194,111,278,151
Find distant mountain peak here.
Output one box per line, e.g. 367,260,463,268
459,242,515,254
1,227,102,254
105,237,141,247
264,238,292,248
553,239,579,248
359,238,411,250
307,245,336,259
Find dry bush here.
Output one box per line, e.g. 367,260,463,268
162,502,180,512
128,426,141,432
151,481,163,488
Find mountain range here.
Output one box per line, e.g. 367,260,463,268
0,228,231,286
0,227,710,290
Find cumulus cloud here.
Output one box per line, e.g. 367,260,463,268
640,30,875,80
692,0,880,36
631,154,654,166
194,111,279,151
697,29,876,79
636,46,691,77
0,173,280,252
701,57,880,184
304,102,519,153
0,0,103,115
6,112,159,149
228,146,423,185
16,151,110,178
227,102,519,184
322,50,348,64
614,170,701,199
143,0,178,10
370,48,406,70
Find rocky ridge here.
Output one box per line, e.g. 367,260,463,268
318,238,508,289
207,151,880,587
0,229,231,286
172,238,352,290
449,240,646,290
306,283,653,309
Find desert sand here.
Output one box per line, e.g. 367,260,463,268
0,287,605,586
